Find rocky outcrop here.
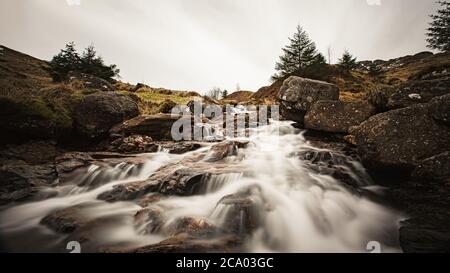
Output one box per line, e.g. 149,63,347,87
304,101,375,133
387,78,450,110
411,152,450,185
108,135,158,154
277,76,339,124
74,92,139,139
110,114,185,141
0,159,57,204
67,72,116,92
349,98,450,175
429,94,450,126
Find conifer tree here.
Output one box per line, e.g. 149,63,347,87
338,50,357,70
427,1,450,52
272,25,320,81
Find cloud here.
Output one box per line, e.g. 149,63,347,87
0,0,439,93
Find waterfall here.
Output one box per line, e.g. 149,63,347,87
0,120,402,253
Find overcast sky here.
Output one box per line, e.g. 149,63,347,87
0,0,440,93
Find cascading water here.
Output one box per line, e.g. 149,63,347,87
0,119,402,253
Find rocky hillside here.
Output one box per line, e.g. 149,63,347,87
0,45,206,145
252,51,450,104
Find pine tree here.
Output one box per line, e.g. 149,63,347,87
272,25,320,81
427,1,450,52
50,43,120,82
314,53,327,65
338,50,357,70
222,89,228,99
49,42,81,81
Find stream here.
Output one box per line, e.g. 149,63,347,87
0,119,403,253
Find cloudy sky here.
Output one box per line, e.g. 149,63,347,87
0,0,440,93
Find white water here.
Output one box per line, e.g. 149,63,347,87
0,120,402,253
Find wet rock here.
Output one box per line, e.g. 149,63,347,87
134,206,165,234
215,188,264,235
165,216,216,237
387,78,450,110
277,76,339,124
121,233,241,253
98,147,244,202
40,204,90,233
349,102,450,175
304,101,375,133
55,152,93,183
160,142,202,154
203,140,247,162
108,135,158,154
74,92,139,139
0,159,57,204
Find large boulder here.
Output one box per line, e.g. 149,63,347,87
277,76,339,124
74,92,139,139
0,159,57,204
349,100,450,174
387,78,450,110
428,94,450,126
304,101,375,133
110,114,208,141
110,114,182,141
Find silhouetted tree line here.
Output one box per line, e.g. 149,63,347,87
49,42,120,82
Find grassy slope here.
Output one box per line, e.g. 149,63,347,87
251,51,450,104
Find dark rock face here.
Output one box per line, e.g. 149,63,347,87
411,152,450,185
74,92,139,139
350,102,450,174
110,114,183,141
304,101,375,133
0,159,57,204
0,97,63,144
387,78,450,110
277,76,339,124
429,94,450,126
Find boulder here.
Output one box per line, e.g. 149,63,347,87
121,233,241,253
40,204,91,233
350,102,450,174
411,152,450,185
108,135,158,154
277,76,339,124
0,159,57,204
429,94,450,126
110,114,181,141
387,78,450,110
304,101,375,133
67,72,115,92
74,92,139,139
